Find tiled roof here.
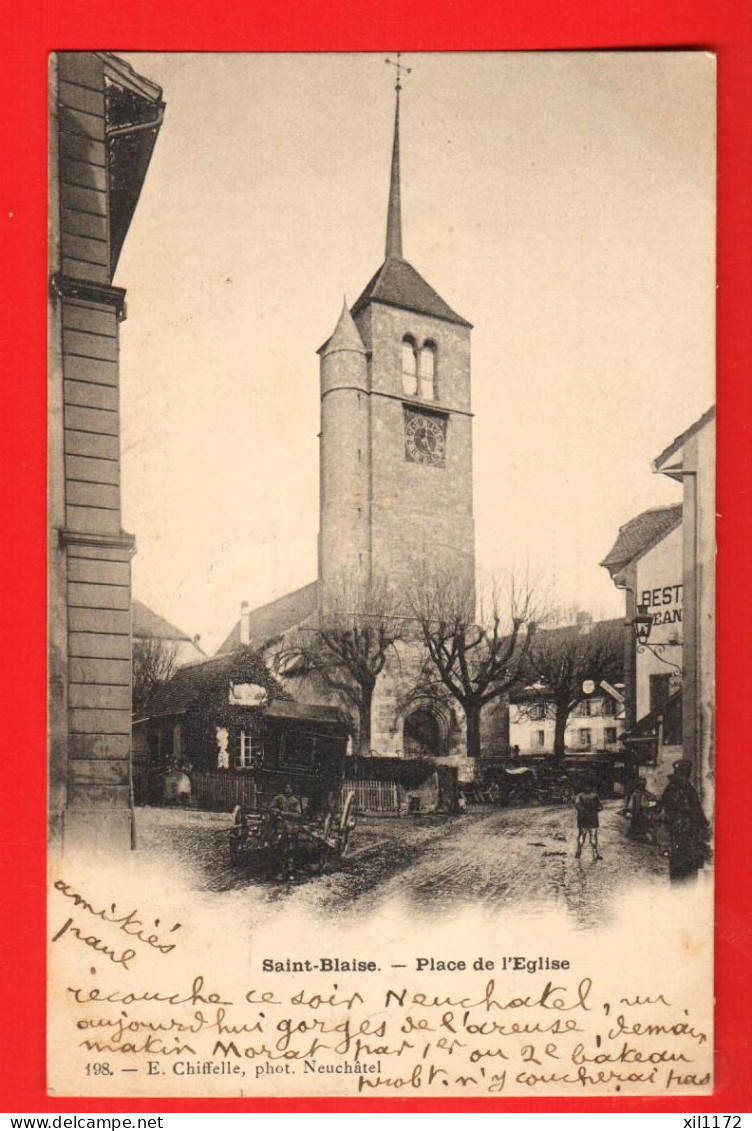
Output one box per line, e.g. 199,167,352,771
216,581,319,655
133,599,196,643
351,256,472,328
600,505,682,578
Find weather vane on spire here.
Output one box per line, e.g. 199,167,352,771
384,53,408,259
385,52,412,95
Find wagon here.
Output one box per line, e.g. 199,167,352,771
229,789,356,878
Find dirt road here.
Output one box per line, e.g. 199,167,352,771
135,801,667,927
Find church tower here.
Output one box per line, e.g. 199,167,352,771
318,69,475,614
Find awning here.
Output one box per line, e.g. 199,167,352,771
622,689,682,744
265,700,351,732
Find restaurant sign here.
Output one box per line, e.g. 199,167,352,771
640,582,683,626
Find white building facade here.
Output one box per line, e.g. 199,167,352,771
509,683,624,757
633,522,684,724
602,504,684,793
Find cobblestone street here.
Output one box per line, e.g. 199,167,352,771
135,800,669,928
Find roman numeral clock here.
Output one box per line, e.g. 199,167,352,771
404,407,448,467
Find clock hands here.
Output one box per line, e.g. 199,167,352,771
407,415,444,464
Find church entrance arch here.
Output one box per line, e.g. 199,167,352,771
403,702,449,758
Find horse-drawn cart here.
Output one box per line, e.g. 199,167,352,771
226,700,354,880
229,789,356,878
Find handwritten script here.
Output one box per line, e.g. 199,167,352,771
50,880,711,1096
58,971,711,1094
51,878,182,971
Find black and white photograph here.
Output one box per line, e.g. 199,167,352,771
47,50,716,1097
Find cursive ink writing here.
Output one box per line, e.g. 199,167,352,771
54,879,182,955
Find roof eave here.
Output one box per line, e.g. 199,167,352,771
143,707,190,721
653,467,686,483
98,52,164,103
600,509,683,576
353,295,473,330
652,405,716,471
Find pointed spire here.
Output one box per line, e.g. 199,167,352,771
385,88,403,260
321,298,366,356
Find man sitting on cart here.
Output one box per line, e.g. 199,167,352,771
268,783,304,880
269,781,303,819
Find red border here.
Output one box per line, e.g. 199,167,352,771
2,0,751,1112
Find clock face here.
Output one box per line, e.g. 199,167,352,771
405,411,446,466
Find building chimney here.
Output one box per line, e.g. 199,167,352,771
240,601,250,646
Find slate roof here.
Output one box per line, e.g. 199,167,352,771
318,300,367,356
350,256,472,328
216,581,319,655
133,599,198,644
600,505,682,579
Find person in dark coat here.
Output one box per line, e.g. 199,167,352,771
660,759,710,882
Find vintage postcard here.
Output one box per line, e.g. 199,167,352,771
47,50,716,1098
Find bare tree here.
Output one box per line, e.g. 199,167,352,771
520,617,623,760
132,636,178,717
410,568,540,759
283,573,405,756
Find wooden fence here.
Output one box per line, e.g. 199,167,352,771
191,772,258,812
342,779,400,815
185,773,399,816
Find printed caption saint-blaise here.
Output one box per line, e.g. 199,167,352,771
261,955,571,973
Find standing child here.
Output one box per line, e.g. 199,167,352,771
625,776,657,843
574,780,603,860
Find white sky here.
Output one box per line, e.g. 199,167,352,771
116,52,716,653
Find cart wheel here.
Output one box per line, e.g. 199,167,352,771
338,791,356,857
229,805,244,865
340,790,356,829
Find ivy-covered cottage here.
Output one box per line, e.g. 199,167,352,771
133,646,350,808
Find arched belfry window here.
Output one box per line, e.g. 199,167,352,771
402,336,418,396
420,341,437,401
